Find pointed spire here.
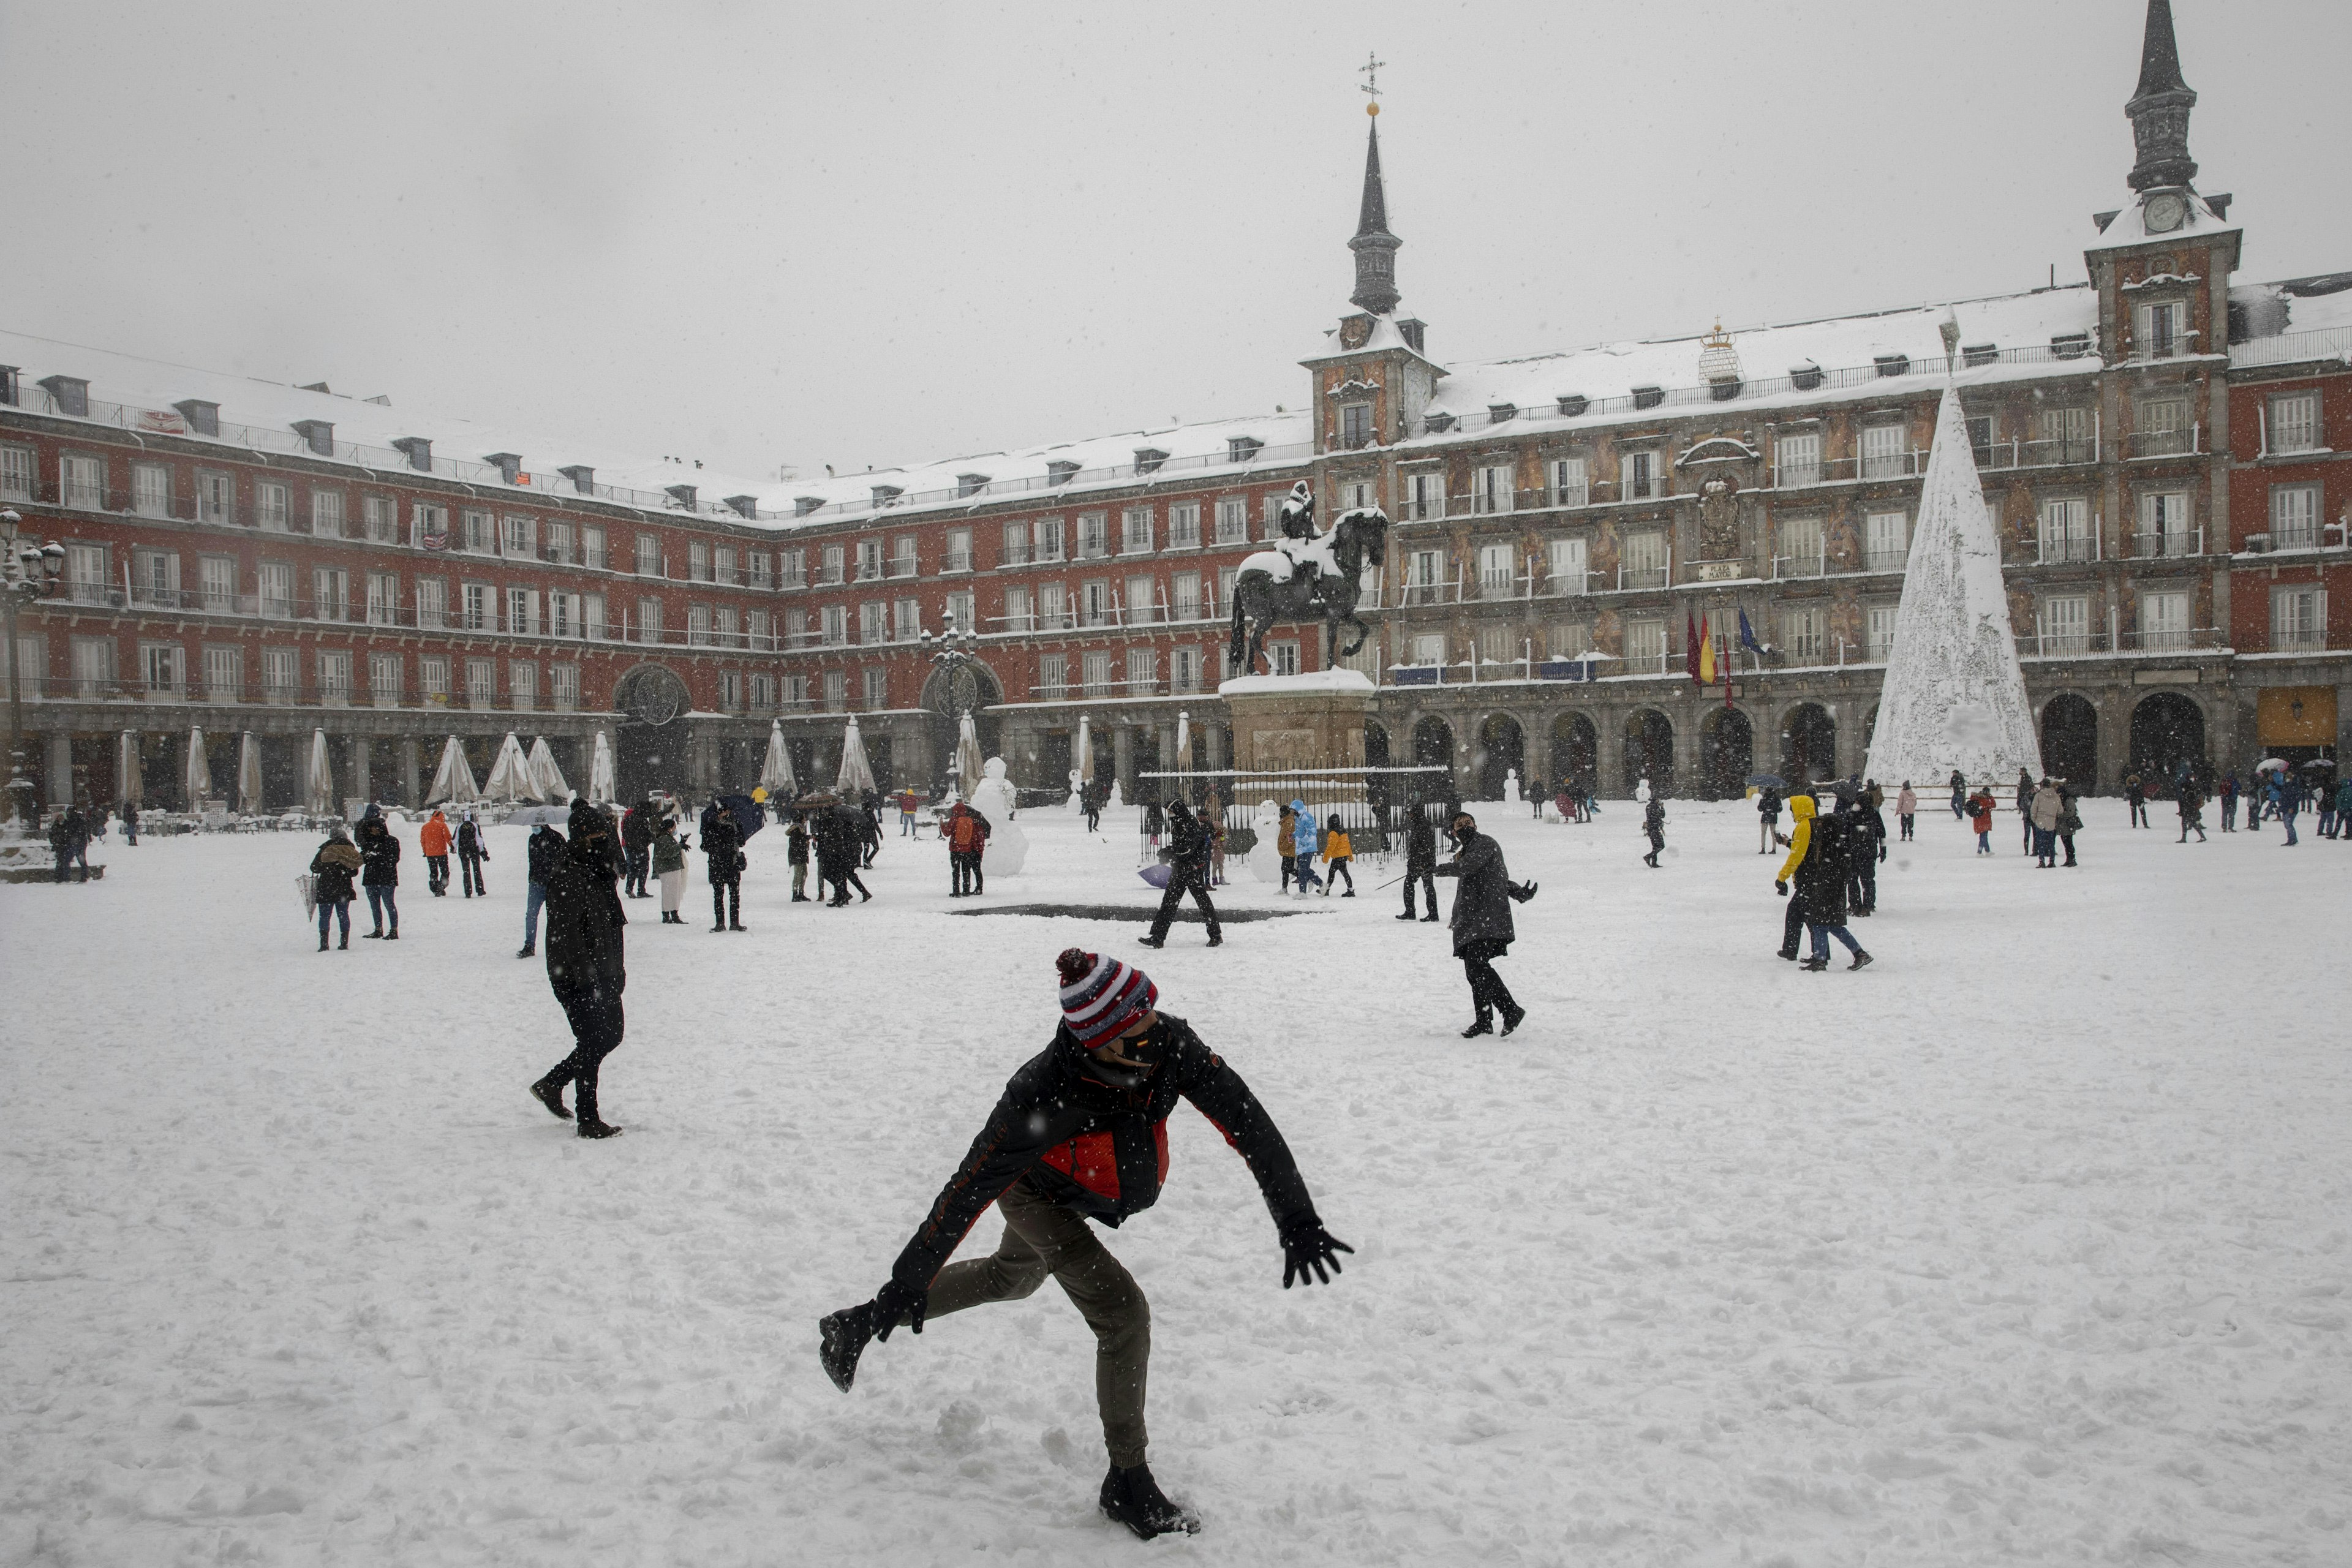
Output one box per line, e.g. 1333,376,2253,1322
1356,119,1390,239
1348,110,1401,316
2125,0,2197,192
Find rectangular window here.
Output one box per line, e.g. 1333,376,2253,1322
1084,650,1114,695
1037,517,1067,562
0,444,32,501
858,601,885,645
1037,653,1068,700
1474,623,1518,672
2038,594,2090,655
784,606,810,645
1860,424,1907,480
1340,402,1373,448
1550,457,1589,508
888,537,915,578
318,650,353,706
583,592,606,641
747,549,771,589
1216,566,1237,617
133,462,172,518
1864,509,1911,571
1620,529,1668,589
747,609,773,649
1126,646,1156,693
1125,574,1157,624
689,604,714,646
714,545,737,585
1171,570,1203,621
1001,586,1033,632
258,562,295,619
1773,432,1821,487
852,540,879,582
1476,543,1516,597
551,664,579,711
543,521,573,565
1170,645,1202,693
819,543,845,585
1779,606,1826,663
411,502,449,549
2271,584,2326,650
944,528,973,573
198,555,236,612
714,669,741,712
1404,547,1445,606
311,490,345,538
1475,462,1515,514
1001,519,1033,565
2269,484,2321,549
863,668,889,710
2137,590,2191,650
547,590,575,638
312,567,350,622
198,469,233,524
133,548,181,608
1343,478,1378,513
64,541,109,605
415,577,448,630
2135,299,2188,359
824,671,848,712
1263,494,1285,540
637,533,664,577
694,541,716,582
1866,604,1899,661
894,598,921,640
461,582,492,631
1215,499,1249,543
513,584,548,633
1081,579,1115,627
1776,516,1826,578
2038,498,2093,564
1547,621,1590,660
582,524,608,570
750,673,773,712
466,658,497,708
2035,406,2093,464
202,645,241,704
421,655,451,706
257,481,290,531
1038,581,1068,631
2137,491,2193,557
714,605,739,647
1621,450,1660,502
1079,514,1109,559
1545,536,1588,595
2269,391,2321,454
369,652,403,707
945,590,975,633
779,547,805,588
1167,503,1201,548
1270,639,1300,676
820,604,846,646
1121,507,1153,555
263,646,298,703
1623,616,1666,669
783,673,809,709
62,452,105,509
510,662,537,711
141,641,186,698
364,494,397,543
462,509,493,554
1411,633,1447,668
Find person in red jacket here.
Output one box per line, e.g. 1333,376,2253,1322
419,809,454,895
944,799,991,897
818,949,1350,1540
1966,788,1997,855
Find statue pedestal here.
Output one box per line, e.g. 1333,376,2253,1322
1217,670,1376,772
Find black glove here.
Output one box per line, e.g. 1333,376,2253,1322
1775,880,1788,897
1278,1213,1353,1289
872,1278,925,1341
1878,843,1887,863
1507,880,1537,903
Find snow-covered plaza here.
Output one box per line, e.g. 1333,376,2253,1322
4,799,2347,1566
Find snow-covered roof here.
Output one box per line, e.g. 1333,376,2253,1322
2086,187,2240,255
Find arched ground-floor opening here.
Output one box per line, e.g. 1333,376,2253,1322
1474,712,1525,801
1623,709,1675,796
2130,692,2205,796
2041,694,2099,791
1549,712,1597,794
1698,707,1754,800
1780,702,1836,786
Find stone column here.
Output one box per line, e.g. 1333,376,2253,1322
1112,725,1136,801
1205,722,1229,774
2095,687,2132,794
400,737,421,807
1158,725,1177,771
1674,699,1703,796
47,730,72,803
352,736,372,804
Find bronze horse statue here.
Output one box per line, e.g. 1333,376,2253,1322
1227,507,1390,676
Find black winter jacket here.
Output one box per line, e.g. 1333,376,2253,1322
526,825,567,885
1434,828,1517,957
621,807,652,853
309,839,361,904
703,814,743,879
1405,809,1438,870
1794,810,1853,924
544,839,627,1001
358,818,401,886
892,1013,1316,1292
456,819,486,858
1166,810,1210,876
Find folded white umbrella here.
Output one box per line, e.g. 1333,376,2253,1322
426,736,481,806
481,732,532,801
589,730,617,802
526,736,571,802
835,715,878,797
118,731,143,807
237,733,265,815
184,725,212,807
306,728,335,815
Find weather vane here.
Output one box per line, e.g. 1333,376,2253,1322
1359,52,1384,115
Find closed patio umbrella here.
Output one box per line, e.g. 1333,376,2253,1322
589,729,616,802
184,725,212,809
306,728,335,815
481,732,532,802
236,733,265,815
526,735,571,802
426,736,481,806
835,715,878,797
955,711,984,801
758,719,796,796
118,731,143,808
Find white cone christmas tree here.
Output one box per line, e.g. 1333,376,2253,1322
1864,386,2041,786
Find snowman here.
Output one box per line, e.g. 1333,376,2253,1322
971,758,1027,876
1246,798,1285,883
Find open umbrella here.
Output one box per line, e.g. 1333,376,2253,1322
955,711,984,801
836,715,878,796
306,728,336,815
184,725,212,809
237,733,265,815
589,729,616,802
710,792,767,842
481,732,532,802
117,731,143,809
1745,772,1788,790
526,736,571,802
426,736,481,805
2257,758,2290,773
758,719,797,797
2305,757,2337,769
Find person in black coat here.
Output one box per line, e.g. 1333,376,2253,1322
50,805,91,883
703,804,746,932
519,823,567,957
357,808,401,940
1140,801,1221,948
1642,796,1666,867
1396,804,1439,922
620,801,654,897
786,812,812,901
121,800,139,846
529,799,629,1138
309,827,363,950
1849,787,1885,916
1790,802,1870,971
456,812,489,897
1433,811,1537,1037
814,802,870,906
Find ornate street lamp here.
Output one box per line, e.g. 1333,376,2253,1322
1,509,67,833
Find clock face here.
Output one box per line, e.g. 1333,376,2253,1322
2145,194,2186,233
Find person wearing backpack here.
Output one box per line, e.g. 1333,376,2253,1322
946,799,992,896
309,827,363,951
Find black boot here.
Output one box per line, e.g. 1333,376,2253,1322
529,1076,572,1120
1099,1464,1200,1540
317,934,329,952
819,1302,877,1393
1461,1016,1494,1038
1499,1005,1526,1036
576,1118,623,1139
516,944,534,959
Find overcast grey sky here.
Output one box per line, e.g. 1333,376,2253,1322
7,1,2346,483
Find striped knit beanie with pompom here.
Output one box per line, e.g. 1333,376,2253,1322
1056,948,1158,1050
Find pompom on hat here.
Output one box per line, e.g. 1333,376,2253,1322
1056,948,1158,1050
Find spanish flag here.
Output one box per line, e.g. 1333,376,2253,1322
1698,614,1716,684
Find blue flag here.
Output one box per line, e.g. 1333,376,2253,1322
1737,608,1763,654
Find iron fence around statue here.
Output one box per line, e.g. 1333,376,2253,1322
1134,764,1454,864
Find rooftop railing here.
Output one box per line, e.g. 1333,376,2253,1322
2229,326,2352,370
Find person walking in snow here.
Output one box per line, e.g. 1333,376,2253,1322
1784,797,1869,971
1288,799,1322,895
1082,780,1102,834
815,802,871,905
859,792,884,869
897,786,921,837
1642,794,1666,868
2177,780,2208,843
2217,773,2239,832
816,948,1349,1541
1948,767,1966,820
1275,802,1298,892
1896,782,1918,841
519,821,565,957
1773,792,1817,961
2016,767,2035,854
1141,800,1221,948
702,802,746,932
1850,786,1885,914
786,812,813,902
529,799,628,1139
945,799,990,897
1756,785,1781,854
2124,771,2149,829
357,806,401,940
2277,773,2306,846
1966,787,1996,854
1319,819,1355,895
121,800,138,846
456,810,489,897
420,808,453,895
309,826,362,950
651,810,689,924
2334,777,2352,842
620,800,654,898
1434,811,1537,1036
1398,803,1439,922
2319,777,2341,840
2029,778,2063,867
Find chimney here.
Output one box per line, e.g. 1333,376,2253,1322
291,419,335,456
956,473,991,497
558,465,595,495
173,399,221,436
665,483,698,510
0,366,19,406
39,375,90,418
726,494,760,519
484,453,524,486
391,437,433,472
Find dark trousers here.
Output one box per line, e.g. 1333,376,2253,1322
1403,866,1436,917
624,846,650,896
1645,828,1664,863
1148,870,1219,941
2129,801,2148,827
544,989,625,1127
823,861,867,903
1780,895,1806,958
426,854,450,893
2060,832,2077,865
316,898,350,943
53,847,89,882
1324,858,1353,893
1899,814,1914,840
1850,853,1877,909
365,885,398,932
459,850,486,896
952,850,983,895
712,874,740,927
1461,942,1518,1023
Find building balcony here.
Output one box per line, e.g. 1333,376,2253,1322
2129,528,2204,559
2124,427,2203,461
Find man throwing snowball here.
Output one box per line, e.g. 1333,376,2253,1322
818,947,1351,1541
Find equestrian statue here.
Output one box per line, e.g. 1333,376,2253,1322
1227,481,1390,676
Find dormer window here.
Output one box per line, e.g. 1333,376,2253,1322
1788,361,1823,392
726,495,759,520
1047,459,1082,487
292,420,335,457
0,366,18,405
794,497,826,518
665,483,698,510
485,452,524,485
1962,343,1999,368
1133,448,1168,476
1486,402,1517,424
1425,412,1456,433
1873,353,1910,379
1630,386,1664,411
1556,394,1588,418
37,375,89,417
871,484,904,508
559,465,595,496
957,473,990,497
2051,331,2091,361
1226,437,1263,464
174,398,221,435
392,436,433,472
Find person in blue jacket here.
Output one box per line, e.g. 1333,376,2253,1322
2276,773,2306,845
1288,799,1322,894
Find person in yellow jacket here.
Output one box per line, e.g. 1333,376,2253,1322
1321,822,1356,897
1773,793,1814,962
